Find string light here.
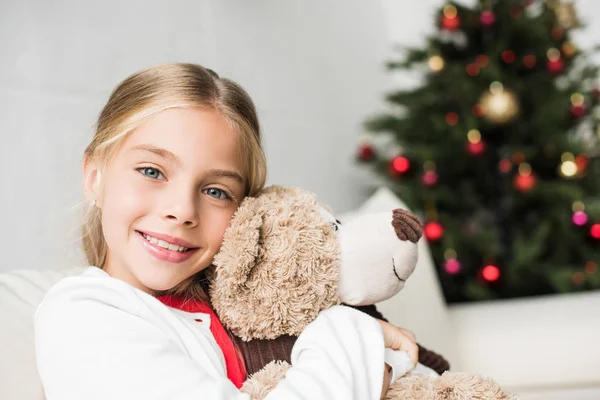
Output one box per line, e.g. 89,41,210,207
559,152,578,178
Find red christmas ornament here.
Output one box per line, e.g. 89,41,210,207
441,16,460,30
499,159,512,173
572,272,586,286
480,10,496,26
476,55,489,68
422,170,438,186
390,156,411,176
444,259,461,274
472,104,485,117
547,58,564,74
523,55,536,68
590,224,600,239
357,143,375,161
482,264,501,282
575,154,589,172
551,27,564,41
466,140,486,156
445,112,460,126
501,50,516,64
570,104,586,118
572,211,588,226
509,6,522,18
424,222,444,241
514,173,537,192
466,63,479,77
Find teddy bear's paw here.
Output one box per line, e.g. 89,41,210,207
433,372,519,400
384,374,436,399
241,360,291,400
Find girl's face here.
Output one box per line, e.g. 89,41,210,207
84,107,245,294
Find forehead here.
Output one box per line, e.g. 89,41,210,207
117,107,242,172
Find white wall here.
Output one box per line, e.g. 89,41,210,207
0,0,390,272
2,0,599,274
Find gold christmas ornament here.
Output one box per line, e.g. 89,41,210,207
548,0,580,30
479,82,520,124
428,55,445,72
561,41,577,58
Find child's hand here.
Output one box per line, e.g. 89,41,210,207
380,363,392,399
377,319,418,365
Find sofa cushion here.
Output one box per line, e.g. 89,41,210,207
0,267,83,400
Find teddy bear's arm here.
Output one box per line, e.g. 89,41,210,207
348,304,451,375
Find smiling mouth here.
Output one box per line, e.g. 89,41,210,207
136,231,196,253
392,258,406,282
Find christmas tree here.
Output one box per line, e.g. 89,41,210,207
360,0,600,303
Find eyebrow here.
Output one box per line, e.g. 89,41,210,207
206,168,244,183
130,144,181,164
129,144,244,183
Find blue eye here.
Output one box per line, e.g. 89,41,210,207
203,187,231,200
138,167,164,180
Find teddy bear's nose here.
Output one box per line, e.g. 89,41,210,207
391,209,423,243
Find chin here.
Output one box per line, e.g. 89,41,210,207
135,268,185,293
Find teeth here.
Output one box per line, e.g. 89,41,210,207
142,233,189,252
167,243,180,251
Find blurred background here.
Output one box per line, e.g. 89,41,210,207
1,0,599,398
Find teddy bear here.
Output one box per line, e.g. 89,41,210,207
208,185,516,400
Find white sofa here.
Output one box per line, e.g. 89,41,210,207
1,187,599,399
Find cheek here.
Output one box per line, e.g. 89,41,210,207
200,206,236,246
101,171,153,233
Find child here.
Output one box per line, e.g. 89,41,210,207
34,63,418,400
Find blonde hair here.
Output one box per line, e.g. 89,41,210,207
82,63,267,300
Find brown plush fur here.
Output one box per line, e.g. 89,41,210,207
241,362,519,400
241,361,291,400
212,185,517,399
210,186,340,341
385,372,519,400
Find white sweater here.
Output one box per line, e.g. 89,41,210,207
35,267,386,400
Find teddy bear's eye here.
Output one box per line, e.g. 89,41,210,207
331,222,339,231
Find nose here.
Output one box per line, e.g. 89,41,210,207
391,209,423,243
163,189,199,228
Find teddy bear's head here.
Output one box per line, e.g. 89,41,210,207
209,185,423,341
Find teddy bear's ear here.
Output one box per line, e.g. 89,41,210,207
211,196,263,290
210,185,341,341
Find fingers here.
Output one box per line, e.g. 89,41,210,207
377,320,419,365
399,328,416,343
401,340,419,366
380,363,391,400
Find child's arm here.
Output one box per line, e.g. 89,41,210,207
35,278,386,400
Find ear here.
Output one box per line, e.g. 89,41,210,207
82,156,102,207
210,196,263,324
